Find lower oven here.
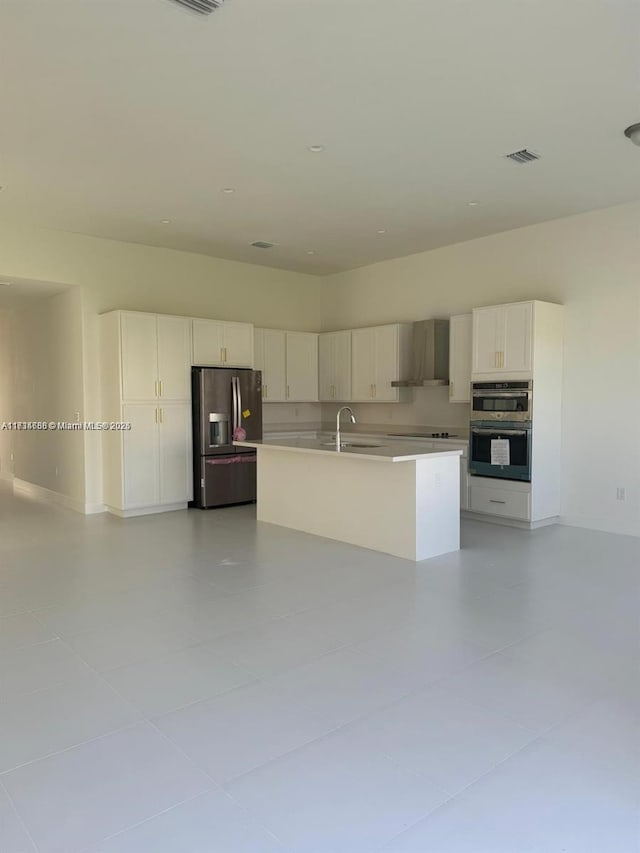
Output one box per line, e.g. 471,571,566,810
468,420,532,482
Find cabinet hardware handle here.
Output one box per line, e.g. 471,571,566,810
286,385,290,399
489,499,507,504
155,408,158,424
224,347,227,363
154,380,158,397
373,384,376,398
263,385,267,399
501,352,504,368
159,380,163,397
159,408,163,424
220,347,224,363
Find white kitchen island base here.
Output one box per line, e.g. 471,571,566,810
244,441,461,562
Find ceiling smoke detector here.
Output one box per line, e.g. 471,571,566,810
504,149,541,164
167,0,225,15
251,241,275,249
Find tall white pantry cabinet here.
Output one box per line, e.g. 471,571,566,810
101,311,193,516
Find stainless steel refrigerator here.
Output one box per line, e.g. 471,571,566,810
191,366,263,509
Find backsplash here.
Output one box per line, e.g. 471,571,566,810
264,387,470,430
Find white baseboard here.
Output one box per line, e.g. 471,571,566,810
105,502,188,518
461,510,559,530
559,514,640,539
12,479,106,516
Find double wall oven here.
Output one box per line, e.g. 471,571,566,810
469,381,532,482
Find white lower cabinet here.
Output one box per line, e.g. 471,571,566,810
118,403,192,514
469,478,531,521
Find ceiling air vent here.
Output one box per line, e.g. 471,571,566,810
251,241,275,249
505,149,541,164
168,0,225,15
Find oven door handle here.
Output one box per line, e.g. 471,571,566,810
472,392,529,399
471,428,528,436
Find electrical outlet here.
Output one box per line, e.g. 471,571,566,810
616,487,626,501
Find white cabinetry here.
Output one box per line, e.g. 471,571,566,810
285,332,318,402
254,329,286,402
254,329,318,402
101,311,193,517
192,319,253,368
472,302,533,377
448,313,472,403
319,331,351,402
351,324,411,402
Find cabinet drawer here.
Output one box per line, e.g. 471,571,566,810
469,482,530,520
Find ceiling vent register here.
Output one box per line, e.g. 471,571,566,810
504,149,540,164
251,241,275,249
168,0,225,14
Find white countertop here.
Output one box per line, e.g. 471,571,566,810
234,437,463,463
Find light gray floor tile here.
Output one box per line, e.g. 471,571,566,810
86,789,286,852
382,736,640,853
101,643,257,716
225,726,448,853
266,647,422,729
438,650,607,733
346,683,538,795
2,722,212,853
0,671,141,773
65,610,200,671
0,639,93,700
0,786,36,853
154,680,337,783
0,613,56,652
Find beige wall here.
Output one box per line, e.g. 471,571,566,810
322,201,640,536
0,220,323,507
10,288,86,506
0,309,15,479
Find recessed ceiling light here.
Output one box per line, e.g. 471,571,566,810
377,229,386,234
160,219,171,225
467,201,480,207
0,186,5,193
308,145,325,153
0,281,12,287
221,187,236,194
305,250,316,255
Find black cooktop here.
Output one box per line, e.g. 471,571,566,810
389,432,460,439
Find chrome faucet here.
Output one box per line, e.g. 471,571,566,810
335,406,356,449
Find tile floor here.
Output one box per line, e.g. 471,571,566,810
0,482,638,852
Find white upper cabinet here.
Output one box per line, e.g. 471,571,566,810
351,324,411,402
156,315,192,400
449,313,472,403
472,302,533,377
192,319,253,367
285,332,318,402
319,331,351,402
121,312,191,402
254,328,287,402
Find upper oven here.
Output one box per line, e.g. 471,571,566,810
471,380,532,422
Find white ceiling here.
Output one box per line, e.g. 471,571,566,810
1,0,639,275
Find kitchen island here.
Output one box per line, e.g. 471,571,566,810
234,437,462,561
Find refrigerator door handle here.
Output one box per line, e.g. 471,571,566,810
231,376,238,434
237,378,243,428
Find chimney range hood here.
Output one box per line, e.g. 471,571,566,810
391,319,450,387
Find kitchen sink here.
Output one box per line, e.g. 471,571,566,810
321,440,383,448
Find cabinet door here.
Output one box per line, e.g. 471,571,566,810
158,403,192,505
285,333,318,401
472,307,502,374
449,314,472,402
157,316,191,401
192,319,225,366
121,313,158,401
318,334,336,401
373,325,399,401
351,328,374,401
333,331,352,402
503,303,533,373
223,322,254,367
261,329,286,401
122,404,160,508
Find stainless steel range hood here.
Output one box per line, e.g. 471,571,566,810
391,319,450,387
